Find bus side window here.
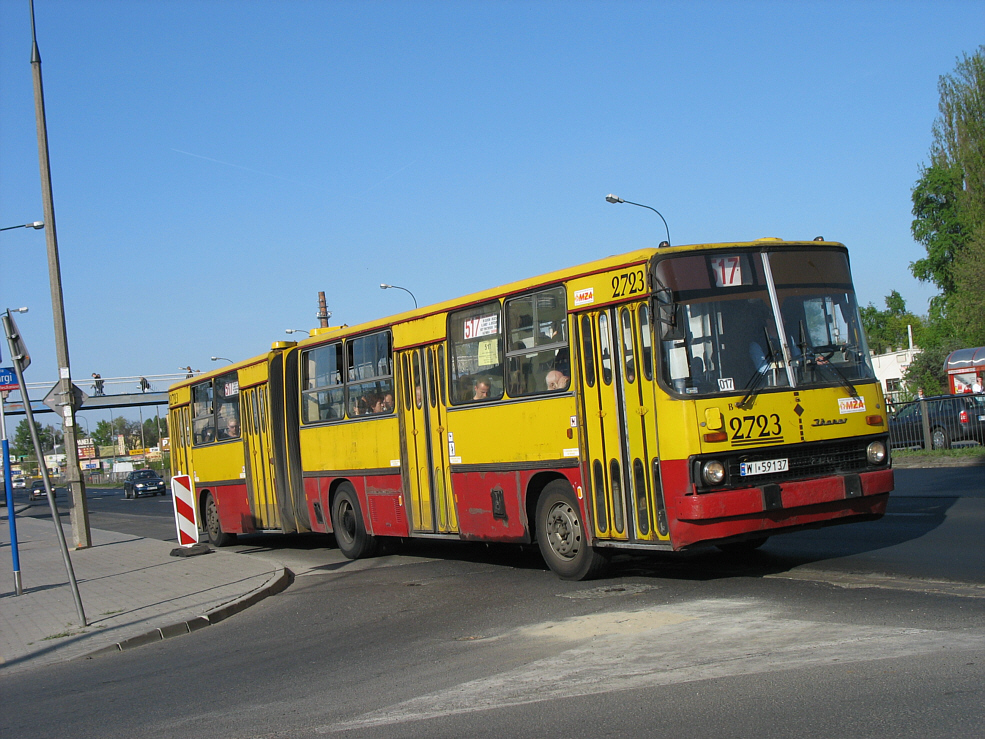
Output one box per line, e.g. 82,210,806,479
301,343,344,422
412,351,423,409
215,370,240,439
402,354,412,411
639,305,654,381
346,331,394,417
447,300,504,404
504,286,567,397
599,313,613,385
192,380,214,445
621,308,636,384
438,345,447,406
581,314,596,387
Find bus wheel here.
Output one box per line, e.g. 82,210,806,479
204,492,236,547
535,480,607,580
332,484,378,559
716,536,768,553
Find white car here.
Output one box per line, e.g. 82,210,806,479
12,476,27,489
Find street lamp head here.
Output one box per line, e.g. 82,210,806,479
0,221,44,232
285,329,309,335
379,282,418,308
11,307,28,314
604,193,671,246
211,356,233,364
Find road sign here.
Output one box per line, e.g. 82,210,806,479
1,313,30,371
0,367,15,392
42,382,88,413
171,474,199,547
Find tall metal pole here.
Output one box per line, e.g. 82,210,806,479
29,0,90,548
3,312,86,624
1,392,24,595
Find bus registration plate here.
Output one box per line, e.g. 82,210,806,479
740,458,789,477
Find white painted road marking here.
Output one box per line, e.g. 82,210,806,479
320,598,984,733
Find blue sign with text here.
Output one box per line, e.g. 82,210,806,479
0,367,16,390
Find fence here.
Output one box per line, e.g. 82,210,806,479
887,393,985,451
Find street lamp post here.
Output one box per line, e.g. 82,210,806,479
30,1,90,548
605,194,671,247
380,283,418,309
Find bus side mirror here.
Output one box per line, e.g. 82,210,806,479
658,303,684,341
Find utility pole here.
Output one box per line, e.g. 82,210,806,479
29,1,90,548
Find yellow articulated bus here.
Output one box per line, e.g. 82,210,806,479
169,238,893,579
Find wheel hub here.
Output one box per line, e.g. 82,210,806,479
547,502,581,559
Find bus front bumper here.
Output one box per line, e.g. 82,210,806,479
669,468,893,549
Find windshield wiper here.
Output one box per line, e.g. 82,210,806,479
797,322,859,398
737,328,777,410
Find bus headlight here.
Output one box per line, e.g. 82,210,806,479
701,460,726,486
866,441,887,465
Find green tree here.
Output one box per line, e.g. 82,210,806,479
91,419,115,447
911,47,985,347
903,332,962,397
11,419,62,459
859,290,923,355
910,162,967,299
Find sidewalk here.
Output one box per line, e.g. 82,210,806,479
0,508,290,674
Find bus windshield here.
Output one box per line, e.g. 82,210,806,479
652,248,875,397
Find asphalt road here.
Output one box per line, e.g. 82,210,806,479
4,466,982,738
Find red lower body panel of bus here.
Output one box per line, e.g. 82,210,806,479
661,461,893,549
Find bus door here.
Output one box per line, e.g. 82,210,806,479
397,345,457,534
578,303,663,542
242,385,279,529
169,406,192,478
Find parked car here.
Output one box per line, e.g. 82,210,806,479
12,476,27,489
124,469,167,498
889,393,985,449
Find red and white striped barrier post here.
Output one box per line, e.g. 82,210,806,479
170,474,199,547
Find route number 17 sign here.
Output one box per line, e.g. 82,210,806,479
710,256,742,287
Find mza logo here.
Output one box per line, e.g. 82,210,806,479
573,287,595,306
838,396,866,414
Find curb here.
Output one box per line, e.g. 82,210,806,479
78,566,293,661
892,455,985,469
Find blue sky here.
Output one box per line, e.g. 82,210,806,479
1,0,982,407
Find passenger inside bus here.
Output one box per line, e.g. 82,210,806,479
546,369,569,391
473,378,491,400
220,418,240,439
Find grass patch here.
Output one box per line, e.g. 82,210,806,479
894,445,985,459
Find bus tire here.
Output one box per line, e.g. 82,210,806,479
535,480,607,580
716,536,768,553
204,492,236,547
332,484,378,559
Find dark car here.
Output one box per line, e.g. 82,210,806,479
888,393,985,450
29,479,56,501
123,469,167,499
